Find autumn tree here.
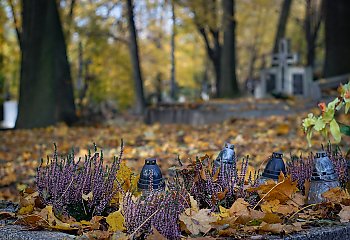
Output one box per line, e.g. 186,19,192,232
16,0,77,128
273,0,292,54
220,0,239,97
182,0,239,98
323,0,350,77
304,0,323,68
126,0,146,114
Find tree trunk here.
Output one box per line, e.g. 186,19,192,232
305,0,323,68
170,0,177,100
273,0,292,54
219,0,239,98
16,0,76,129
324,0,350,77
126,0,145,114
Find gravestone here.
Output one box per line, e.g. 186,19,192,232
2,100,18,129
255,39,316,99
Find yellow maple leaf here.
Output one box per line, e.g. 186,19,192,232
179,208,217,235
106,210,125,232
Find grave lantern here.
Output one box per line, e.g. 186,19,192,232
138,158,165,195
259,152,286,183
214,143,236,167
308,151,339,204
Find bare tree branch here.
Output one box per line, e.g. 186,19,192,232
7,0,22,49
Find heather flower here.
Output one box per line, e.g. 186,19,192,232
123,188,188,239
326,144,349,188
286,154,313,193
36,142,123,220
176,155,252,210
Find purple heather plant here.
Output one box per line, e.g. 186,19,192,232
36,142,123,221
287,145,349,192
176,155,253,210
123,188,188,239
286,154,313,193
325,144,349,188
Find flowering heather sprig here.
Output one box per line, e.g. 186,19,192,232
177,155,251,210
123,188,188,239
286,154,313,193
326,144,349,188
36,142,123,220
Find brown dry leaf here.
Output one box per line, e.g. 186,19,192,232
179,208,217,235
218,227,237,237
339,205,350,223
217,189,228,201
249,176,298,204
146,226,167,240
259,222,284,234
261,199,280,213
262,213,282,224
16,214,49,229
322,187,350,204
83,230,111,240
38,205,77,231
229,198,250,215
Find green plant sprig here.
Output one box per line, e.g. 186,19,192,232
302,81,350,146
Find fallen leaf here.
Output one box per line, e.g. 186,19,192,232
339,205,350,223
262,213,282,224
38,205,76,231
146,226,167,240
106,209,125,232
179,208,217,235
259,222,284,234
322,187,350,204
18,204,34,215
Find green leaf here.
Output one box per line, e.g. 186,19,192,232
339,122,350,136
314,117,326,131
306,129,313,147
323,108,335,122
345,102,350,114
330,119,341,143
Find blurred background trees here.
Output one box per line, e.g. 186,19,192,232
0,0,349,127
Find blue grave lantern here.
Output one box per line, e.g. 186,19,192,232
138,158,165,193
260,152,286,182
308,151,339,204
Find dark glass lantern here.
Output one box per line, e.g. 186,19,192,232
138,158,165,193
260,152,286,182
308,151,339,204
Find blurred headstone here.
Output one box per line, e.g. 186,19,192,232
2,100,18,129
255,39,316,99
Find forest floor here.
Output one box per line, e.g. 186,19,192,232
0,107,348,202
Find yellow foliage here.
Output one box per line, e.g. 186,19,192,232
106,210,125,232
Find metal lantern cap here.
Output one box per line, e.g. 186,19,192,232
138,158,165,190
215,143,235,165
311,151,338,181
261,152,286,180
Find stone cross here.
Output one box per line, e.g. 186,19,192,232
271,39,298,91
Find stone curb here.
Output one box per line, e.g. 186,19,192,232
0,225,75,240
